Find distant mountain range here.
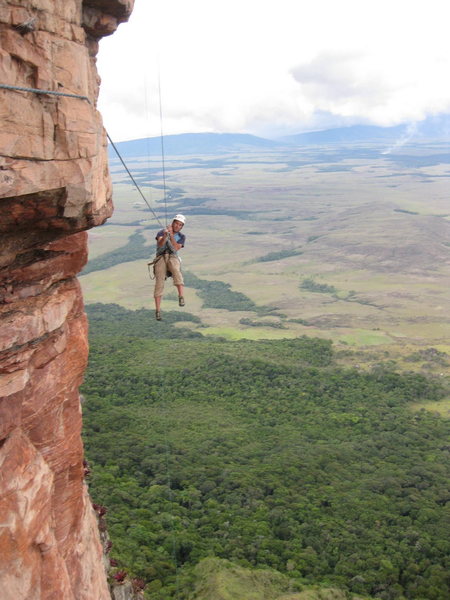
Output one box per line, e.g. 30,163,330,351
108,132,282,158
278,124,407,145
109,114,450,158
279,115,450,145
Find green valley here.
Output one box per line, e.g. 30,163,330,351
82,304,450,600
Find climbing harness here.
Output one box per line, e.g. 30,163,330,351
147,253,163,280
147,237,180,281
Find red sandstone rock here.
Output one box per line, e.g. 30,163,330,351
0,1,134,598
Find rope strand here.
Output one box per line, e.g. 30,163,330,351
1,82,165,229
106,132,164,228
3,78,181,597
0,83,91,102
157,68,169,227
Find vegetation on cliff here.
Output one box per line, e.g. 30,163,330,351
82,304,450,600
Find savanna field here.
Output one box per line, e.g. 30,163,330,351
81,138,450,599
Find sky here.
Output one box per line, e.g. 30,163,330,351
96,0,450,142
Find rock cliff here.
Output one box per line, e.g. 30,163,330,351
0,1,134,598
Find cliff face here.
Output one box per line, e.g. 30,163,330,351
0,2,134,598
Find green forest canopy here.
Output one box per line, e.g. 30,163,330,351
82,304,450,600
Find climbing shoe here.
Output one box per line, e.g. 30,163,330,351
155,310,162,321
178,296,185,307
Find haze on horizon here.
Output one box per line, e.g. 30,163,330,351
97,0,450,143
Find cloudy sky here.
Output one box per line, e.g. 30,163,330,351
96,0,450,142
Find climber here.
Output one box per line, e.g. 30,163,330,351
152,214,186,321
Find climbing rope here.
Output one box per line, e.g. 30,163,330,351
3,79,182,596
1,82,165,228
0,82,91,102
106,132,164,228
2,82,173,312
157,69,169,227
6,80,182,593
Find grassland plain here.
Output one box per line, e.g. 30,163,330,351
81,141,450,378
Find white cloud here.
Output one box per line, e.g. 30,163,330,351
97,0,450,141
290,52,410,124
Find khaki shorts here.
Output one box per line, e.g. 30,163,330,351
153,253,184,297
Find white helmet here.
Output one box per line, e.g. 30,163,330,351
173,214,186,224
